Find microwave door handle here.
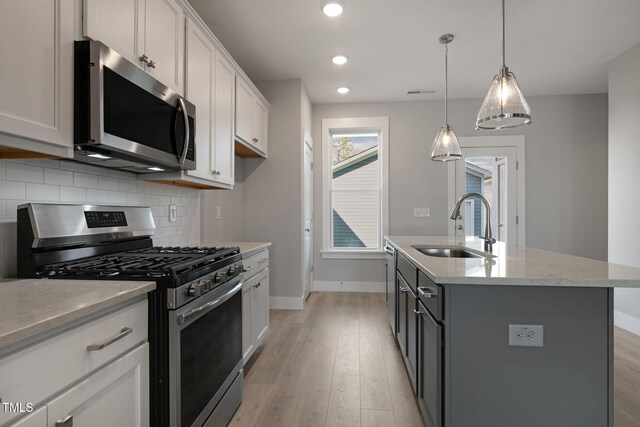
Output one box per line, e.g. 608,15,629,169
177,98,190,165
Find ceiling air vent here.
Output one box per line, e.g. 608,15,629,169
407,89,436,95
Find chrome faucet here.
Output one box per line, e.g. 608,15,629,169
450,192,497,252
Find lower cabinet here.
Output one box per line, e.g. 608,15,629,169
417,301,443,427
242,249,270,364
47,343,149,427
398,273,418,393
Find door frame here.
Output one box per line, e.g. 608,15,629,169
302,130,314,301
447,135,526,246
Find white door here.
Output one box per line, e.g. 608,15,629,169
454,147,518,246
144,0,184,94
185,18,213,180
303,138,314,301
213,52,236,186
47,344,149,427
252,100,268,153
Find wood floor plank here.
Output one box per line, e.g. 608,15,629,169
382,349,425,427
615,327,640,426
325,373,361,427
228,383,274,427
361,409,397,427
255,394,304,427
296,389,331,427
304,345,337,392
246,321,304,385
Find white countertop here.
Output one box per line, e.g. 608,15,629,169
0,279,155,350
199,241,271,257
386,235,640,287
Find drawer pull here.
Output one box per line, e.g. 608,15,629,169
418,287,438,298
56,415,73,427
399,287,409,294
243,265,254,272
414,309,425,316
259,258,268,263
254,282,261,289
87,327,133,351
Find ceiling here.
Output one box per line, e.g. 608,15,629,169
188,0,640,104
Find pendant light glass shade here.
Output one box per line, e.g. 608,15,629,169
431,124,462,161
476,0,531,130
476,66,531,130
430,34,462,162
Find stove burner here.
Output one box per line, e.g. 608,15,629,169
138,246,229,255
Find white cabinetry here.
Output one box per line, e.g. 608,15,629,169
84,0,185,95
241,250,270,364
142,16,235,189
0,0,75,158
1,299,149,426
235,78,268,158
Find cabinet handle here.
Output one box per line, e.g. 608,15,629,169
254,282,261,288
148,60,156,69
252,137,259,143
259,258,268,263
418,287,438,298
414,309,425,316
139,54,150,64
55,415,73,427
87,327,133,351
400,287,409,294
243,265,254,272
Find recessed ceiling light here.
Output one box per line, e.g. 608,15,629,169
87,153,111,160
323,1,344,17
332,55,348,65
147,167,165,172
337,86,350,94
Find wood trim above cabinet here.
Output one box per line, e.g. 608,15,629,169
234,139,266,158
146,179,231,190
0,145,60,159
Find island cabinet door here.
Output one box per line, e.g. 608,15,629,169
406,286,418,392
397,275,409,354
418,301,442,427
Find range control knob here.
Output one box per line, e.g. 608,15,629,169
187,282,204,297
228,265,237,275
213,272,223,283
199,279,211,293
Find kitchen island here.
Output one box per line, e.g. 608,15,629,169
384,236,640,427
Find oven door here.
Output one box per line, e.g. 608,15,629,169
169,275,243,427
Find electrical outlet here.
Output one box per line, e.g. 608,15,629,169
414,208,430,217
216,206,221,220
169,205,177,222
509,324,544,347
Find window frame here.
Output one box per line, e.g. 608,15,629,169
321,117,389,259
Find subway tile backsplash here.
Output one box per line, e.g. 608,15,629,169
0,158,200,278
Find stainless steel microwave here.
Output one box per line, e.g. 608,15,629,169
74,40,195,173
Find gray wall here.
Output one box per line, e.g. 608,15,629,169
240,79,310,306
609,42,640,329
312,94,609,284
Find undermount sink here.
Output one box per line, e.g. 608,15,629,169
411,245,492,259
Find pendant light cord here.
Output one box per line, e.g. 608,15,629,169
445,43,448,125
502,0,506,68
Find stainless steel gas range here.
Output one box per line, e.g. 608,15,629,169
17,203,244,427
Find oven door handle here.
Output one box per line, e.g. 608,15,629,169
177,97,190,165
177,280,242,325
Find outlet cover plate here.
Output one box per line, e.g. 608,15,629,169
509,324,544,347
169,205,177,222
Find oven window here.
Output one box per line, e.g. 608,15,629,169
180,290,242,427
103,67,194,161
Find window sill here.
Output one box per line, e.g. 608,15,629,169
320,250,386,260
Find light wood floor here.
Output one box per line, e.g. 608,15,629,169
230,292,640,427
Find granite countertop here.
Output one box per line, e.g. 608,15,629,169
199,241,271,257
0,279,155,350
385,235,640,287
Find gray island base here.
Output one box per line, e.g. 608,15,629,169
384,236,639,427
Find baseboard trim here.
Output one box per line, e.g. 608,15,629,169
269,296,304,310
313,281,385,293
614,310,640,336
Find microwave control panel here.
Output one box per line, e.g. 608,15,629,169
84,211,128,228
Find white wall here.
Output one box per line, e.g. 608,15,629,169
312,94,609,286
0,158,200,278
609,42,640,335
241,79,310,309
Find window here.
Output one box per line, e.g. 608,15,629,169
321,117,389,258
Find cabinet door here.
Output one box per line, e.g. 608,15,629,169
47,344,149,427
144,0,185,94
406,287,418,393
397,276,408,354
185,18,214,180
252,100,268,155
0,0,74,152
242,285,254,364
7,407,46,427
84,0,145,69
252,270,269,345
418,306,442,427
213,52,236,186
235,78,254,145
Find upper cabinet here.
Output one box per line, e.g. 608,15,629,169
235,78,268,158
84,0,185,95
0,0,75,159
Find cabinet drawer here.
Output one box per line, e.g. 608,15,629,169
0,299,147,425
242,249,269,280
397,252,417,291
418,271,442,321
243,267,268,292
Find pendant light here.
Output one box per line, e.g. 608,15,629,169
430,34,462,162
476,0,531,130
